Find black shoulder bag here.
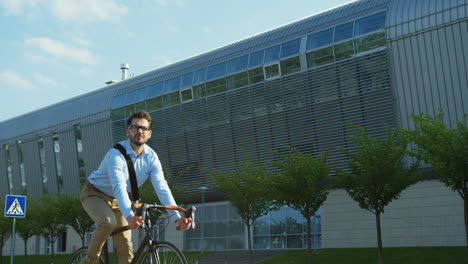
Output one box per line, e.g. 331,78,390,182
113,143,139,202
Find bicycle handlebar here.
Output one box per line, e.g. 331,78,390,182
111,203,196,236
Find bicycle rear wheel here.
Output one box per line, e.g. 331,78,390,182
139,241,187,264
68,247,104,264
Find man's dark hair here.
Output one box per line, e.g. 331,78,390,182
127,110,153,128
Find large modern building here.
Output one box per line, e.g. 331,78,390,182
1,0,467,256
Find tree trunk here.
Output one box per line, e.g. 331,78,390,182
306,216,312,264
23,238,29,264
50,241,55,264
464,196,468,247
376,212,383,264
247,222,253,264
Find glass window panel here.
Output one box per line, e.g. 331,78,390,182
306,28,334,50
214,222,228,237
206,62,227,80
205,78,227,95
214,238,228,250
124,90,137,105
227,55,249,74
271,221,286,235
334,40,355,60
228,220,245,236
193,68,207,84
287,235,304,248
180,72,194,88
112,107,126,120
248,67,264,84
254,236,271,249
248,50,264,68
125,104,136,117
213,205,228,221
164,77,181,92
254,218,271,236
286,217,304,234
280,38,300,58
204,222,215,237
355,12,386,36
271,235,286,249
355,31,386,53
163,91,180,107
111,94,126,108
228,236,245,249
193,84,206,99
334,22,354,42
180,89,193,102
146,96,163,112
306,46,334,68
264,63,280,79
146,82,164,98
226,71,249,90
229,206,242,220
264,45,280,63
280,56,301,75
135,101,146,112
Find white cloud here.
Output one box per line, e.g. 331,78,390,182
201,25,212,33
25,37,98,65
0,71,37,91
155,0,186,8
153,55,174,67
0,0,38,15
33,72,61,88
50,0,128,24
1,0,127,23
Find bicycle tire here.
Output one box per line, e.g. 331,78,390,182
139,241,188,264
68,247,105,264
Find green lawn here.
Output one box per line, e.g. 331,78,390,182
261,247,468,264
2,247,466,264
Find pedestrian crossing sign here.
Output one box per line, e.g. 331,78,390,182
4,195,27,218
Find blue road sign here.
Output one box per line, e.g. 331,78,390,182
4,195,27,218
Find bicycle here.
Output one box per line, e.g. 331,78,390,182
68,203,196,264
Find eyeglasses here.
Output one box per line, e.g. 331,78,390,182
128,125,151,132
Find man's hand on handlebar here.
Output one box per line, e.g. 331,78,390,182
127,214,144,229
176,217,192,231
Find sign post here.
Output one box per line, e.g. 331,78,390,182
4,195,27,264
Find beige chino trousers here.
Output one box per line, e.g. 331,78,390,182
79,185,133,264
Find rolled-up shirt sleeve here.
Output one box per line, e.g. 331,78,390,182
106,149,134,219
149,156,181,222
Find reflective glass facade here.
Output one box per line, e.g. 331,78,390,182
184,202,321,251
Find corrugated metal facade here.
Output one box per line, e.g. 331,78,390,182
111,50,395,191
387,0,468,128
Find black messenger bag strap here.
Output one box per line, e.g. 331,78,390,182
113,143,140,202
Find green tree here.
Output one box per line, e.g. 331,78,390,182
339,126,420,264
34,194,67,264
272,148,330,264
0,216,13,264
207,157,275,264
57,193,94,247
405,111,468,246
15,202,40,263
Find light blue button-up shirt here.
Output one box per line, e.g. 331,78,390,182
87,139,181,221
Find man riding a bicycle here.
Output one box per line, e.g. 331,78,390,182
80,110,192,264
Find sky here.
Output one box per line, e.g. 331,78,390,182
0,0,354,122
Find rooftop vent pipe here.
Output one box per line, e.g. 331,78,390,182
121,63,129,80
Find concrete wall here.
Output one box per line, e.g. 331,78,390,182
321,180,465,248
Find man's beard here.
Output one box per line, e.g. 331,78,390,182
130,136,146,147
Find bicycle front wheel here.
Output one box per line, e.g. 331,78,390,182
139,241,188,264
